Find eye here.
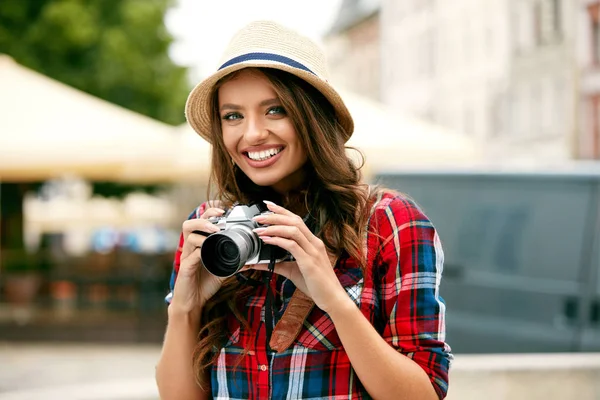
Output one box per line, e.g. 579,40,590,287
266,106,286,116
222,112,242,121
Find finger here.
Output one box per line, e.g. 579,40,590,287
181,232,207,259
254,211,313,235
179,248,202,279
262,200,296,216
253,213,299,226
181,219,220,258
258,236,308,265
182,218,220,237
200,207,226,220
253,225,313,253
254,212,321,250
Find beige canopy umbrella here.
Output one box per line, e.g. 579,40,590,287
119,123,212,184
0,55,177,183
171,123,212,182
341,90,481,178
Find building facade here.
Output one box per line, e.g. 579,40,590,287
328,0,600,162
378,0,589,163
487,0,578,162
380,0,512,147
324,0,381,101
579,0,600,159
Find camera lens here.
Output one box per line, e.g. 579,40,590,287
201,227,259,277
217,240,239,263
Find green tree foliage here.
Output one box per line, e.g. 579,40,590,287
0,0,189,126
0,0,190,250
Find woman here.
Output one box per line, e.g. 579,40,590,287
156,20,452,400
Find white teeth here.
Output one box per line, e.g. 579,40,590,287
247,148,282,161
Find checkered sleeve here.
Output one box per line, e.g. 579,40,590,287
374,195,452,399
164,203,208,304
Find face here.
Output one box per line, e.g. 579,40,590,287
218,69,308,194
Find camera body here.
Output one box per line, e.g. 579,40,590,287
201,203,291,277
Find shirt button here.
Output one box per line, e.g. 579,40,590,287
259,365,268,372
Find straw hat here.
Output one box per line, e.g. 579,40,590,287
185,20,354,144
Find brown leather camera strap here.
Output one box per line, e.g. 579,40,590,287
269,254,338,353
269,289,315,352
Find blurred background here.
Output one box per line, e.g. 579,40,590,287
1,0,599,399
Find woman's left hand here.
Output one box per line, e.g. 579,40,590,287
249,201,350,314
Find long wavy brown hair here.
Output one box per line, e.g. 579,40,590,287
192,67,375,385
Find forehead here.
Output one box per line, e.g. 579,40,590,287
218,69,276,102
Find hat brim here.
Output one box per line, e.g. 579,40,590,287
185,63,354,144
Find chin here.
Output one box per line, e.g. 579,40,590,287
240,163,307,191
246,174,284,188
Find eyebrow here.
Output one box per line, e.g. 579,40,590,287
219,98,280,112
259,98,280,107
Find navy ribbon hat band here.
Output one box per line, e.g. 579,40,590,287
219,52,316,76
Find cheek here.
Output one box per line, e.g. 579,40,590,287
298,149,309,165
221,129,238,155
291,138,307,162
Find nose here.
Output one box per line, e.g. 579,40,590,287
243,115,269,144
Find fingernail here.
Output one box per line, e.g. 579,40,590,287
263,200,278,207
253,228,267,234
259,236,272,241
252,215,266,221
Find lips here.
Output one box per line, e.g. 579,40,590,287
243,146,285,168
246,146,283,161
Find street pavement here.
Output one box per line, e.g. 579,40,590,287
0,342,161,400
3,342,599,399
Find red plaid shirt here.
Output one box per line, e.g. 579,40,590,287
167,191,452,399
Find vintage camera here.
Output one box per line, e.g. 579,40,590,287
201,203,291,277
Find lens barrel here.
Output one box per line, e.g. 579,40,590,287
201,226,259,277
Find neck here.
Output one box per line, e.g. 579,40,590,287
270,165,308,195
281,191,309,216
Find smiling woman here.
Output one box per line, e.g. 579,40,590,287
217,69,308,193
156,20,452,400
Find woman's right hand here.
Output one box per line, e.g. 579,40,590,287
170,206,226,316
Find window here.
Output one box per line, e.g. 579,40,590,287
533,2,543,46
518,85,530,138
463,104,474,136
417,30,435,78
589,3,600,65
533,0,562,46
594,20,600,65
463,24,472,65
486,27,494,57
489,94,505,138
552,80,565,136
540,80,553,136
413,0,435,12
530,83,541,136
515,2,533,53
591,96,600,159
551,0,561,36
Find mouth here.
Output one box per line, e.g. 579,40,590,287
242,146,285,169
244,146,284,162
